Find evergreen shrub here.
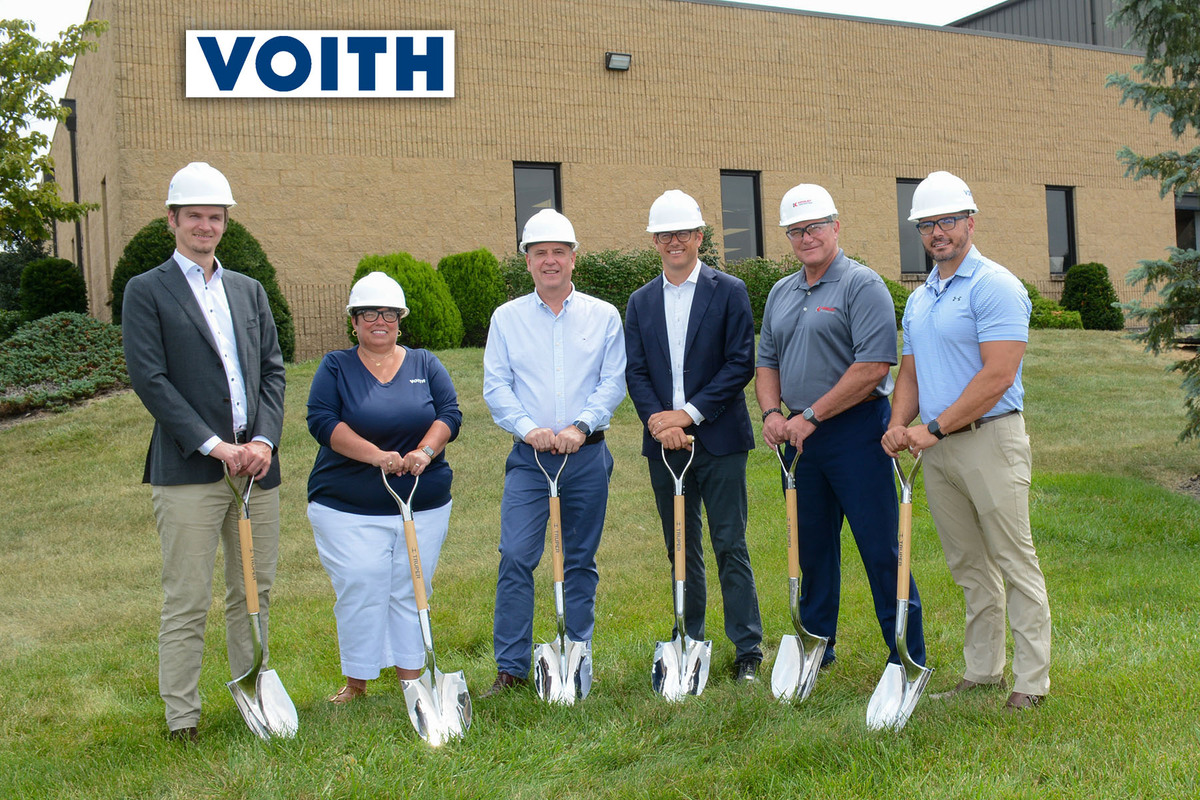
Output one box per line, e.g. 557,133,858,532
109,217,296,361
0,309,23,340
20,257,86,321
0,312,128,415
352,254,464,350
1061,262,1125,330
721,257,801,332
1030,296,1084,329
437,248,505,347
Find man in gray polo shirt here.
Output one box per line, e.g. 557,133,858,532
756,183,925,671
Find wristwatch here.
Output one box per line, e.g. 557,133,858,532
927,420,946,440
573,419,592,437
420,445,436,458
761,407,782,422
802,407,820,428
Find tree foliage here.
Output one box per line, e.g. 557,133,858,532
1108,0,1200,441
0,18,108,246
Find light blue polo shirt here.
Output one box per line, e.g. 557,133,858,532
901,245,1031,423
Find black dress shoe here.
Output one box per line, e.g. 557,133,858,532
735,659,760,683
480,671,528,698
168,726,198,744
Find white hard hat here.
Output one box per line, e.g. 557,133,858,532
520,209,578,253
646,190,705,233
346,271,410,318
165,162,237,208
908,171,978,221
779,184,838,227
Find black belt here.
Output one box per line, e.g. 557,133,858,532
233,430,248,443
947,409,1021,436
514,431,605,446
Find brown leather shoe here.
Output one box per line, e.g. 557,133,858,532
329,684,366,704
931,677,1006,700
167,726,198,744
1004,691,1044,711
480,671,528,698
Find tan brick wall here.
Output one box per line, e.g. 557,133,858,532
50,0,1180,355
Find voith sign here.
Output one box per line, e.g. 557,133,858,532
185,30,455,98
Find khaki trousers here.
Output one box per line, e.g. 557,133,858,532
151,479,280,729
922,413,1051,696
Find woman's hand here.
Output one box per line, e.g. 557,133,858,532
401,448,434,476
375,449,405,474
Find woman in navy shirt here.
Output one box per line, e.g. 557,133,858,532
306,272,462,703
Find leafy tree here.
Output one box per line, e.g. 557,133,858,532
1107,0,1200,440
0,18,108,246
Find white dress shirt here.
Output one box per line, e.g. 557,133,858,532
661,261,705,425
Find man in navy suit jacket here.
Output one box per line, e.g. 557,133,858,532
123,162,285,743
625,190,763,681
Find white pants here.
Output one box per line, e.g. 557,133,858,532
309,500,452,679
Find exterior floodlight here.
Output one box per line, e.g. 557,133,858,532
605,52,631,71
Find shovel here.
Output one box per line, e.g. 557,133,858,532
380,468,471,746
531,451,592,704
865,452,933,731
222,471,298,740
652,438,712,701
768,445,830,704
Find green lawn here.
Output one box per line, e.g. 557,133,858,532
0,329,1197,799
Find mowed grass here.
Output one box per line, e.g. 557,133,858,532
1,329,1198,799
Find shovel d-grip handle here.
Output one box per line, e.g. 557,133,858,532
891,453,922,603
662,437,695,583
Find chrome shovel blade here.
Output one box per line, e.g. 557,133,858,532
227,681,271,741
866,662,906,730
652,637,685,702
534,640,571,705
402,668,471,747
771,635,804,702
566,638,592,700
683,637,712,697
256,669,298,737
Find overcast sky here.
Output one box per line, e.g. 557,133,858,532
3,0,1004,143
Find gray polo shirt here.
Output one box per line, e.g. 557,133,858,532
757,250,897,411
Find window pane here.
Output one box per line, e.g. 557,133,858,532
513,163,560,248
720,171,762,261
1177,194,1200,250
1046,187,1075,274
897,180,931,274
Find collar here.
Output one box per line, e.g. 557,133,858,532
924,245,982,290
797,249,847,290
661,260,702,289
173,249,223,280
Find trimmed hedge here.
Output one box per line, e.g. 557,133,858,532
722,257,801,332
1061,262,1125,330
1030,296,1083,329
0,312,129,415
437,248,506,347
352,254,464,350
20,257,87,321
109,217,296,361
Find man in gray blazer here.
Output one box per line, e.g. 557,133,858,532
122,162,286,743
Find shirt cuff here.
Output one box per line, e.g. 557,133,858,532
684,403,704,426
198,436,221,456
251,435,275,451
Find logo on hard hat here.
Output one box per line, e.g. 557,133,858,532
793,200,812,207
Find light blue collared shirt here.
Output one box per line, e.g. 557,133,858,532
661,261,704,425
901,245,1031,423
483,285,627,439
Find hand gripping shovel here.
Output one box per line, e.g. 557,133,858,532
380,469,471,746
652,438,712,701
865,453,933,731
532,451,592,704
222,471,298,740
769,445,830,703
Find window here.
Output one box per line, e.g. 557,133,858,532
719,171,762,261
897,179,932,274
1177,194,1200,250
513,163,561,249
1046,186,1076,275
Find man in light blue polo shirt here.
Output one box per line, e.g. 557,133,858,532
481,209,627,697
757,183,925,674
882,171,1051,713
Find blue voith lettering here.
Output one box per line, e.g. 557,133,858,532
395,36,443,91
347,37,387,91
198,36,253,91
320,37,337,91
255,36,312,92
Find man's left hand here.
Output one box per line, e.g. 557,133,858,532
237,440,273,480
552,425,586,454
649,409,692,440
781,415,816,453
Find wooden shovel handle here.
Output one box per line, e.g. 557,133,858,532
550,496,565,582
237,518,259,614
403,518,428,611
896,500,913,602
673,495,686,582
785,488,801,580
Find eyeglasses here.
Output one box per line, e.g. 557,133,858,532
653,229,699,244
915,215,970,236
784,219,834,240
355,309,401,323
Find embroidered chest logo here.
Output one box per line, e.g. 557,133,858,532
409,378,427,384
816,306,838,313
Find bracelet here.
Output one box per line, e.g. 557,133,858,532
761,407,782,422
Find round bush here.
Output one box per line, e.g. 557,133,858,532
0,312,128,415
1060,262,1125,331
352,253,464,350
0,309,24,340
437,248,506,347
110,217,296,361
20,257,87,321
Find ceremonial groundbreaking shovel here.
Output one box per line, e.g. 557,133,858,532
380,469,471,746
532,451,592,704
652,438,711,701
866,453,933,731
769,445,830,703
222,471,298,740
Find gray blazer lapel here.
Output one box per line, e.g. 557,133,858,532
157,260,220,357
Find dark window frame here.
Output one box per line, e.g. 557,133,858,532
513,162,562,249
1046,185,1077,276
719,170,763,262
897,178,934,275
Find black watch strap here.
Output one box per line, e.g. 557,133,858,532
573,419,592,437
927,419,946,440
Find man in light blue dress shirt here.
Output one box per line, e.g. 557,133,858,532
481,209,627,696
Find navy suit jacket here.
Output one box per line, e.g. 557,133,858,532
624,263,756,458
123,257,286,488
